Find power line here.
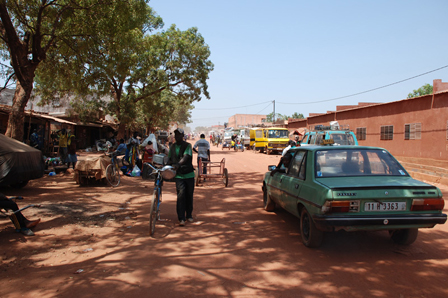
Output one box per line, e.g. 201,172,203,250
191,115,231,121
254,101,273,115
277,65,448,105
194,100,272,111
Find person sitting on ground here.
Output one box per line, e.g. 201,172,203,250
270,152,293,176
0,193,40,236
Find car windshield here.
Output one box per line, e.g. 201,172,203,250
224,131,233,138
315,149,408,177
329,133,355,145
268,130,288,138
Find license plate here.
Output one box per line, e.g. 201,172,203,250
364,202,406,211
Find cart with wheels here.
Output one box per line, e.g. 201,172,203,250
196,158,228,187
74,155,111,186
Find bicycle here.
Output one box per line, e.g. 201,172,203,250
105,152,121,187
144,162,176,236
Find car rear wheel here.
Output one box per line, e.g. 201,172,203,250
300,208,324,248
263,184,275,211
390,228,418,245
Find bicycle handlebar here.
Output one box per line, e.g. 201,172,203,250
143,162,175,175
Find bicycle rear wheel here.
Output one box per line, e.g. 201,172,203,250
149,188,159,236
106,163,120,187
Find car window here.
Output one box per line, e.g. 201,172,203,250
330,133,355,145
298,154,307,179
268,130,288,138
315,134,324,145
289,151,306,179
315,149,408,177
302,134,310,144
308,134,315,144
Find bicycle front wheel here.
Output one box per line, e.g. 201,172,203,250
149,188,159,236
106,164,120,187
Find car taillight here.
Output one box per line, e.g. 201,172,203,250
322,200,359,213
411,198,445,211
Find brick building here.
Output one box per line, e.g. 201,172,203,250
288,79,448,161
227,114,267,128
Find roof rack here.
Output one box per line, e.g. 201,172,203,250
312,123,350,131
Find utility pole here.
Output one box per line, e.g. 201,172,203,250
273,100,275,124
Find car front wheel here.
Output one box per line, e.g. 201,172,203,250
300,208,324,248
390,228,418,245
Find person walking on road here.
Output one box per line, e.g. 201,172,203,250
167,128,195,226
193,133,210,179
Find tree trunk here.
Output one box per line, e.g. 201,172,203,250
117,123,126,140
5,79,33,141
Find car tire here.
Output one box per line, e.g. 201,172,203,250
390,228,418,245
263,184,275,211
300,208,324,248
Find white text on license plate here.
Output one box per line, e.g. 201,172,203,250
364,202,406,211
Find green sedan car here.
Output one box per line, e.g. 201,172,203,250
262,146,447,248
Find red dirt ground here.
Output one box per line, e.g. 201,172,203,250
1,144,447,298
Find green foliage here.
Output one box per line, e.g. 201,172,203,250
291,112,305,119
266,112,283,122
137,90,193,131
407,84,433,98
70,95,107,123
266,112,304,122
0,0,145,139
34,3,213,133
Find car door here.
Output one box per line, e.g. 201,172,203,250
280,150,307,217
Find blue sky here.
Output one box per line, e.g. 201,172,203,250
151,0,448,130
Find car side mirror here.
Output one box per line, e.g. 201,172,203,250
268,165,276,171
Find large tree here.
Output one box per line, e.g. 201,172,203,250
36,8,213,138
0,0,137,140
407,83,433,98
137,90,193,132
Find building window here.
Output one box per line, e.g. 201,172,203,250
356,127,366,140
380,125,393,140
404,123,422,140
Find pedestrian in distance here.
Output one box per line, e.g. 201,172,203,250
193,133,211,180
67,134,78,169
57,128,68,165
167,128,196,226
30,129,39,149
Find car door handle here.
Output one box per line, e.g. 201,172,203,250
280,178,283,183
295,184,300,189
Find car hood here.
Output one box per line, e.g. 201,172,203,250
316,176,436,190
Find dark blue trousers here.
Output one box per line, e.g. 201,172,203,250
175,177,195,221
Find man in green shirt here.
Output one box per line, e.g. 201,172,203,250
167,128,195,226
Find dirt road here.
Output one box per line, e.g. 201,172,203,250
1,144,447,298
